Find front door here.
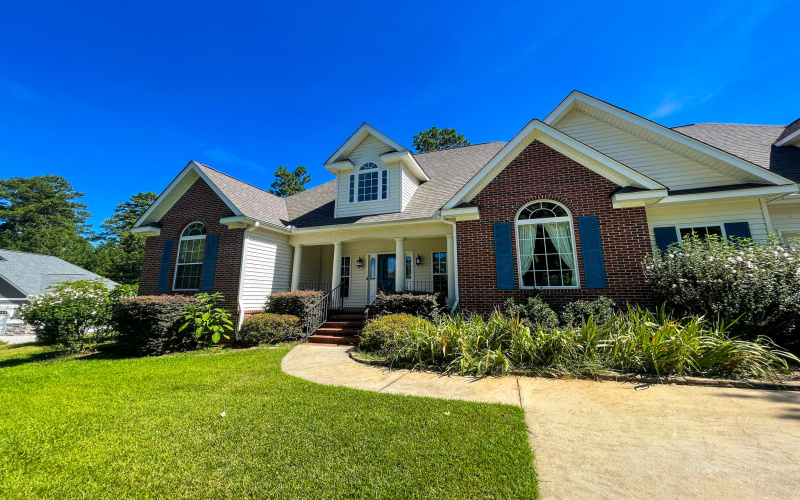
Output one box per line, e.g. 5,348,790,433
378,254,396,293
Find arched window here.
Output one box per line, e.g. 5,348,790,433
515,201,578,288
174,222,206,290
357,162,380,202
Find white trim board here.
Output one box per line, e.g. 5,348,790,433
325,123,409,166
444,119,665,209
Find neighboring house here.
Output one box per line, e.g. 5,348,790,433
0,249,117,334
132,91,800,333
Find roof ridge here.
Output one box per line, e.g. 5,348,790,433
411,141,506,157
0,248,60,259
194,162,284,201
673,122,787,128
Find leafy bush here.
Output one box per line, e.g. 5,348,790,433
504,296,559,330
359,313,434,354
112,295,200,356
380,307,798,380
179,292,234,346
370,291,445,321
561,297,616,326
644,234,800,348
265,290,324,319
238,313,303,346
109,284,138,302
20,279,113,351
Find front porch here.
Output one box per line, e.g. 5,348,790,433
288,234,456,309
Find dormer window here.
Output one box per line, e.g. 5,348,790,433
349,162,388,203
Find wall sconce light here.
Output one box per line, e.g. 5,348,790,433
356,256,364,269
415,254,423,267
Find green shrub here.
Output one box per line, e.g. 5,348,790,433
561,297,616,326
380,307,798,380
179,292,234,346
505,296,559,330
19,279,113,351
265,290,324,319
644,234,800,349
370,291,445,321
238,313,303,346
112,295,201,356
359,313,434,354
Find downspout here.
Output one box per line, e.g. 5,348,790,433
438,215,459,313
236,222,260,334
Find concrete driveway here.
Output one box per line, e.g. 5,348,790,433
282,344,800,500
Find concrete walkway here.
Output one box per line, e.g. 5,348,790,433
282,344,800,500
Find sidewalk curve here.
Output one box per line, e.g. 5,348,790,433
282,344,800,500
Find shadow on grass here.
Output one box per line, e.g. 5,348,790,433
0,341,137,369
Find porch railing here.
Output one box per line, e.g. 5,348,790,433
299,282,332,293
302,284,342,336
401,280,434,293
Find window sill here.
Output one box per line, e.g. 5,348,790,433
519,286,580,290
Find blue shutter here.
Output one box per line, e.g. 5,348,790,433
724,222,752,241
653,226,679,253
200,234,218,291
157,239,174,291
493,222,515,290
578,217,607,289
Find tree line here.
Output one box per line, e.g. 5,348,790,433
0,127,469,284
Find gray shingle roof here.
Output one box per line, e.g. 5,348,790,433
775,117,800,144
673,123,800,183
195,163,289,227
284,142,506,228
0,249,117,297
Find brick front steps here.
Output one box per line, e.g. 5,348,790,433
308,308,366,346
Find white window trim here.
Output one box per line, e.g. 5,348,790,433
341,255,351,298
431,250,448,295
675,224,727,245
351,162,387,204
173,221,207,291
514,201,580,290
777,227,800,238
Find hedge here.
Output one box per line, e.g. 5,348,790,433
265,290,324,319
359,313,434,354
112,295,200,356
370,291,445,320
238,313,303,346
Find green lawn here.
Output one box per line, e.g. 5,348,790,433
0,342,537,499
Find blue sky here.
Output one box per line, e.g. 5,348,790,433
2,0,798,229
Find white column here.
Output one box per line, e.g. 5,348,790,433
290,244,302,291
331,242,343,290
446,234,456,307
394,237,405,291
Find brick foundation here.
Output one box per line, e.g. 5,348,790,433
456,140,653,315
139,178,245,320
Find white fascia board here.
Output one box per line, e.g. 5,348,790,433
291,217,444,235
656,184,799,205
219,215,290,233
132,161,243,228
324,123,409,165
544,91,793,186
766,193,800,206
774,129,800,147
130,226,161,236
324,160,355,174
611,189,668,208
443,119,664,209
379,151,429,182
440,206,480,221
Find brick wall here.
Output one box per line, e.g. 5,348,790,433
456,140,653,314
139,178,245,318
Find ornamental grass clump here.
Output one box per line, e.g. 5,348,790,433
644,234,800,349
380,307,798,381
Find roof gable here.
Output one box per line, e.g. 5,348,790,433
325,123,409,165
444,120,665,209
545,91,793,186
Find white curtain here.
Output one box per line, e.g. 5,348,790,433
544,222,576,282
518,225,535,275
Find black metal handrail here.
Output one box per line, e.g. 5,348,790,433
302,284,342,336
401,280,433,293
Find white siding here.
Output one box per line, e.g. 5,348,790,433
556,110,742,190
646,199,769,248
768,203,800,236
335,136,402,218
239,229,293,311
298,245,322,285
401,168,418,210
